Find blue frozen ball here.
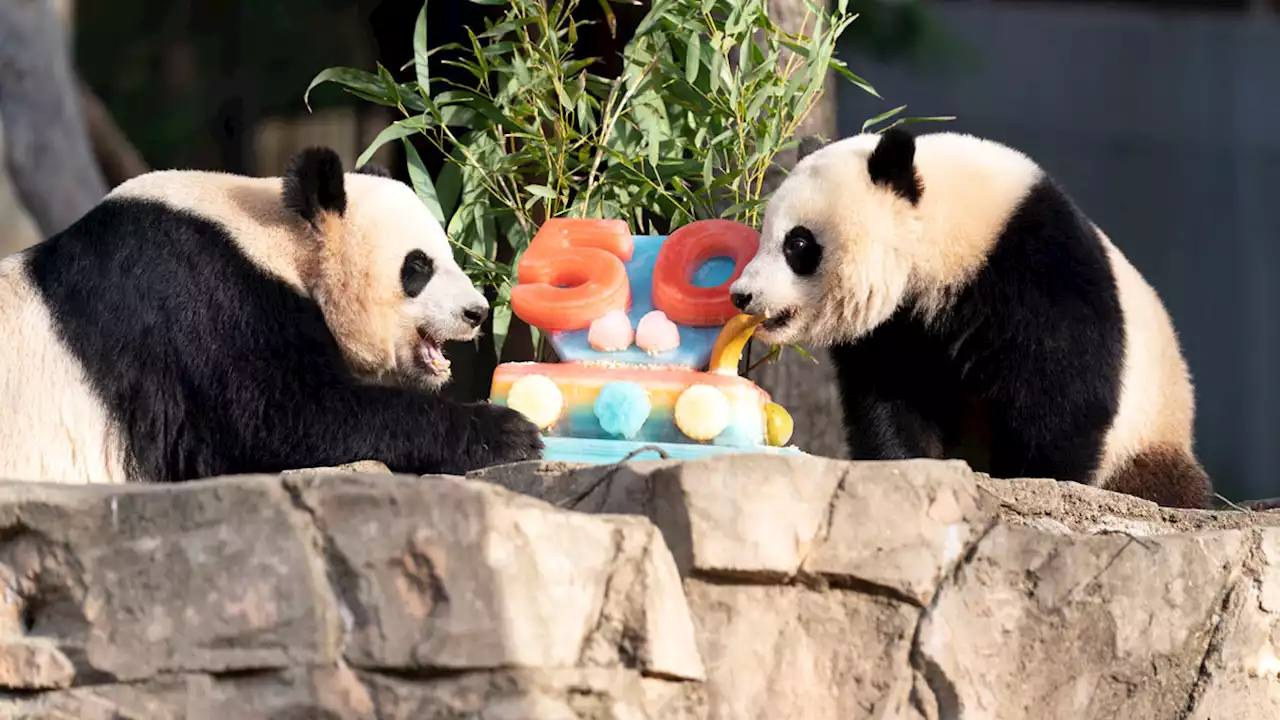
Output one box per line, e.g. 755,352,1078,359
594,381,651,440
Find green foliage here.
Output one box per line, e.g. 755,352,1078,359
306,0,950,357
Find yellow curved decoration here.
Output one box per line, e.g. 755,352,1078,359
764,402,794,447
707,314,764,375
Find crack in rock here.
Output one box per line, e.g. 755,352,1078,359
907,517,999,720
279,479,359,665
1177,527,1259,720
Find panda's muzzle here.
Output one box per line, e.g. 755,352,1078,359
761,308,796,333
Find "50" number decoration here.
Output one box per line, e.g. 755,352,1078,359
509,217,760,334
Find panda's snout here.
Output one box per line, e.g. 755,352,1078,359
461,303,490,328
730,292,753,313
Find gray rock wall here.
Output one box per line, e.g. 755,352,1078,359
0,456,1276,718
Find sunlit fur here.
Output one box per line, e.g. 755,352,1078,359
736,132,1041,346
732,130,1205,504
0,152,539,485
0,255,129,484
109,169,486,392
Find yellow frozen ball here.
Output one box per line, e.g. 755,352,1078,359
506,374,564,429
764,402,794,447
674,384,731,441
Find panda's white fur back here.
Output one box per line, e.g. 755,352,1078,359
0,254,128,483
1094,227,1197,482
108,170,312,293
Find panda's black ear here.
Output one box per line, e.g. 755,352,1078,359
867,127,923,205
797,135,829,162
282,146,347,224
354,162,393,178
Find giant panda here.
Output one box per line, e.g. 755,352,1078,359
0,146,543,484
729,128,1211,509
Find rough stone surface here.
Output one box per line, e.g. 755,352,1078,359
471,455,1280,720
281,460,391,477
285,472,703,681
684,579,917,719
360,668,705,720
0,475,340,682
0,636,74,689
914,524,1245,720
0,455,1278,718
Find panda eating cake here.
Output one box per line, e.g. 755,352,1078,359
489,217,803,465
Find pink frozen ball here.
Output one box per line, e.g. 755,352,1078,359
635,310,681,355
588,310,635,352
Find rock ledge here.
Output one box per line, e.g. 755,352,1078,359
0,455,1273,719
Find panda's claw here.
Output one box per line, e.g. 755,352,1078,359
459,401,545,471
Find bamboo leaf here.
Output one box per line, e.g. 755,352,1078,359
685,34,701,85
436,161,463,221
304,67,394,111
356,115,430,167
597,0,618,37
413,1,431,94
861,105,906,134
402,139,445,223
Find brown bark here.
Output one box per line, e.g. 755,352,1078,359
747,0,849,459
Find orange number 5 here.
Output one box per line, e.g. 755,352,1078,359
509,218,634,333
652,219,760,326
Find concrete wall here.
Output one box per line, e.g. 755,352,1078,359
836,2,1280,501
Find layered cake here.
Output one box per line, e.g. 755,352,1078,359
489,217,803,465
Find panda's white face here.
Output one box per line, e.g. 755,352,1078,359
731,134,922,347
317,174,489,391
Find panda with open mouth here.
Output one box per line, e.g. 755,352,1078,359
0,146,543,484
731,128,1211,509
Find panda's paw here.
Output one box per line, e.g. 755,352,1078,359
465,402,545,469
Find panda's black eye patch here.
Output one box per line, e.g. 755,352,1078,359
782,226,822,277
401,250,435,298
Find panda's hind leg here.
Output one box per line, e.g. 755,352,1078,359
1102,446,1213,509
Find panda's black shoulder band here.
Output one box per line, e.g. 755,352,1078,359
282,146,347,223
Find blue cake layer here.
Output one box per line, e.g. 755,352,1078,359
540,436,805,466
546,234,736,369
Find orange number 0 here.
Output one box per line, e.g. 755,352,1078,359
652,218,760,326
509,218,635,333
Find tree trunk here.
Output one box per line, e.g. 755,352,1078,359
0,114,43,256
748,0,850,459
0,0,107,237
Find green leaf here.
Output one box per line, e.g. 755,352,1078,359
436,161,463,221
685,34,701,85
402,139,445,223
491,304,513,360
876,114,958,133
304,67,394,111
597,0,618,37
525,184,558,200
413,1,431,95
376,63,403,107
785,344,820,364
861,105,906,134
356,115,429,167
